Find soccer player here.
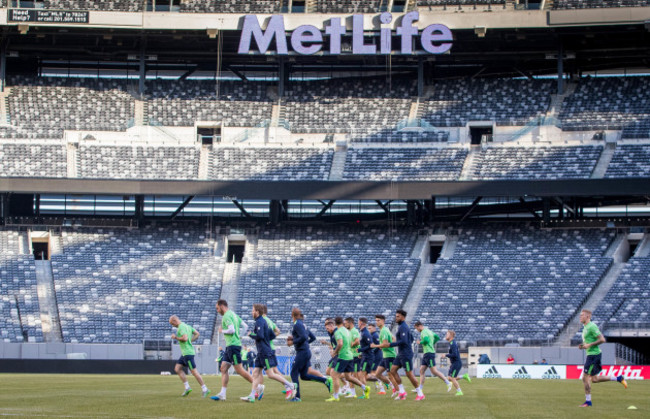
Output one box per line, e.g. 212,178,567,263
444,330,471,396
211,299,253,402
216,346,225,375
384,309,421,401
241,346,249,371
259,304,295,399
169,315,210,397
577,309,627,407
367,322,385,393
287,307,332,402
325,317,369,402
414,321,452,394
370,314,397,395
241,304,276,403
358,318,378,392
344,317,362,398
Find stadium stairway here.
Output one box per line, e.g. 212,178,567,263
198,144,210,180
402,233,457,323
591,142,617,178
34,260,63,343
553,233,627,346
459,146,480,180
67,143,78,178
329,147,347,181
212,256,242,344
635,234,650,257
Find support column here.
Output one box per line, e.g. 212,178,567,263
407,201,416,226
0,39,7,93
557,43,564,95
134,195,145,224
139,38,147,97
1,193,9,225
542,197,551,224
269,200,281,225
278,59,287,97
417,59,424,98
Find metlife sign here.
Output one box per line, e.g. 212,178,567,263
238,11,453,56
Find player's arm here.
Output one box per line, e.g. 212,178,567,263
419,334,429,346
174,333,189,342
579,334,606,349
222,319,235,335
351,337,360,347
389,330,407,348
372,338,390,349
359,333,371,352
333,338,343,356
307,330,317,344
190,329,200,342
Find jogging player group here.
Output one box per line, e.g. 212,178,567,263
169,304,627,406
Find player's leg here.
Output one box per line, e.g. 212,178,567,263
233,363,254,384
187,360,210,397
290,353,302,400
326,363,344,401
175,360,193,396
241,368,262,402
448,362,463,395
418,365,427,387
431,366,453,391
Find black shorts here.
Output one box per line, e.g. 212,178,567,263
379,357,395,370
360,355,374,374
328,356,339,369
334,359,354,374
176,355,197,370
373,352,383,370
255,353,278,370
223,345,242,365
449,361,462,378
354,357,362,373
584,354,603,377
394,352,414,372
422,353,436,368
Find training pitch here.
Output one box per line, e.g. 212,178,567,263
0,374,646,418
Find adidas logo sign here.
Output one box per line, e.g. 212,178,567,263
513,366,531,379
482,366,502,379
541,366,561,380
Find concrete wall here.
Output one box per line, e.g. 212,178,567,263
468,343,616,366
0,342,143,360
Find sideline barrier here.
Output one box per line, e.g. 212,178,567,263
478,364,566,379
567,365,650,380
478,364,650,380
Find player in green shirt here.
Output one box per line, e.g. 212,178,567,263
370,314,397,395
325,317,367,402
169,315,210,397
414,321,452,394
211,299,254,402
344,317,364,398
578,309,627,407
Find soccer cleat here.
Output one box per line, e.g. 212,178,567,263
580,401,592,407
210,394,225,401
257,385,265,401
415,395,426,401
618,375,628,389
447,382,453,393
202,389,211,398
240,396,255,403
364,385,371,400
411,389,418,393
285,388,294,400
288,397,302,402
345,392,357,398
325,396,340,402
325,376,333,393
181,389,192,397
463,373,472,383
281,389,288,394
377,389,386,395
397,392,407,401
455,391,464,397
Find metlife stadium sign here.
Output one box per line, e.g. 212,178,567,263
238,11,453,56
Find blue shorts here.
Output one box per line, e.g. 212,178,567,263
379,357,395,370
449,361,462,378
255,353,278,370
176,355,197,370
422,353,436,368
328,356,339,369
584,354,603,376
334,359,354,374
223,345,242,365
354,357,362,373
373,352,383,370
394,352,414,372
360,355,374,374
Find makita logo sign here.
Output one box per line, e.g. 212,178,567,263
482,366,502,379
238,12,453,55
569,365,648,380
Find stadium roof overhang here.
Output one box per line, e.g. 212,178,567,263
1,178,649,200
2,15,649,78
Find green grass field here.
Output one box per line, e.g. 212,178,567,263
0,374,646,418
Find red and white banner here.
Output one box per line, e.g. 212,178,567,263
567,365,650,380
